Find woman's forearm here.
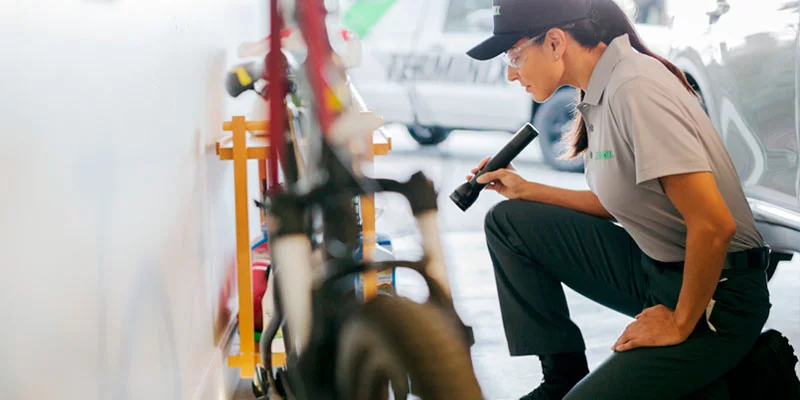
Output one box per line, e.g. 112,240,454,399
673,223,735,335
522,182,614,220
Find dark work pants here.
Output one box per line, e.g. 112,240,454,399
484,200,771,399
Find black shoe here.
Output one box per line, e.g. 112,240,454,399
520,352,589,400
519,385,555,400
519,383,567,400
727,329,800,400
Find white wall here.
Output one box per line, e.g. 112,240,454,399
0,1,266,399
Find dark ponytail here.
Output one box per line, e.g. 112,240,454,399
534,0,697,159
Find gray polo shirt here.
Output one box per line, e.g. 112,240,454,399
579,34,763,262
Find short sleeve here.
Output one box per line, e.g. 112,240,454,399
611,77,711,185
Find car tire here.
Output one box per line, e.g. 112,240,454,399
532,89,584,173
407,124,452,146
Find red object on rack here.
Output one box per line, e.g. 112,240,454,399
297,0,336,135
266,0,287,192
252,258,270,331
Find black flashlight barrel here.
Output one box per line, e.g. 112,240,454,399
471,123,539,187
449,123,539,212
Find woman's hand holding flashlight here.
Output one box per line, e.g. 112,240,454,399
468,157,531,200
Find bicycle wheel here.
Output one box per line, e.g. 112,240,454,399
336,296,483,400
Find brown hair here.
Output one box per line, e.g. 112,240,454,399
533,0,697,159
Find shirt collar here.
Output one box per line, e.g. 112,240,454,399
581,34,634,106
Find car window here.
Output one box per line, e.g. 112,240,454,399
444,0,493,32
615,0,669,26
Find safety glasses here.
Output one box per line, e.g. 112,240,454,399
501,37,537,69
502,24,576,69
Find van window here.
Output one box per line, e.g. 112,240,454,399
444,0,493,32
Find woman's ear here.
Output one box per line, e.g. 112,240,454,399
547,28,567,58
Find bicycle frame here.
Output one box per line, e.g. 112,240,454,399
252,0,472,397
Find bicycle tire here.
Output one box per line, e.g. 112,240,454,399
335,296,483,400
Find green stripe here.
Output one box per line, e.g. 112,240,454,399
342,0,398,38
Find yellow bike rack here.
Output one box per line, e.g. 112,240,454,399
217,115,392,378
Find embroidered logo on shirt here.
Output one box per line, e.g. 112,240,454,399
594,150,614,160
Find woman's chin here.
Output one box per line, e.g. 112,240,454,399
531,90,557,103
530,92,548,103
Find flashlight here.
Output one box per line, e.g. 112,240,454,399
449,123,539,212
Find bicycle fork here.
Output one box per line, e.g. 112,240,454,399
257,171,472,398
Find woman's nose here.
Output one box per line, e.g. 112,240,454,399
507,65,519,82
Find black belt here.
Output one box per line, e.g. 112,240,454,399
657,246,770,271
722,246,771,270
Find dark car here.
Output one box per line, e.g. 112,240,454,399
667,0,800,276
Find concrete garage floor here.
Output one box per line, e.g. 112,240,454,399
235,126,800,399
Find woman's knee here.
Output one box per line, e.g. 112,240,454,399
484,199,552,235
484,199,515,235
484,200,565,266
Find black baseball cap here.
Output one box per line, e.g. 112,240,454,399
467,0,592,61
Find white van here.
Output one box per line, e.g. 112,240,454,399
339,0,671,171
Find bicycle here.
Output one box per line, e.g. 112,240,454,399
230,0,484,399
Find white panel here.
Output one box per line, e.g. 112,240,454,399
0,1,265,399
